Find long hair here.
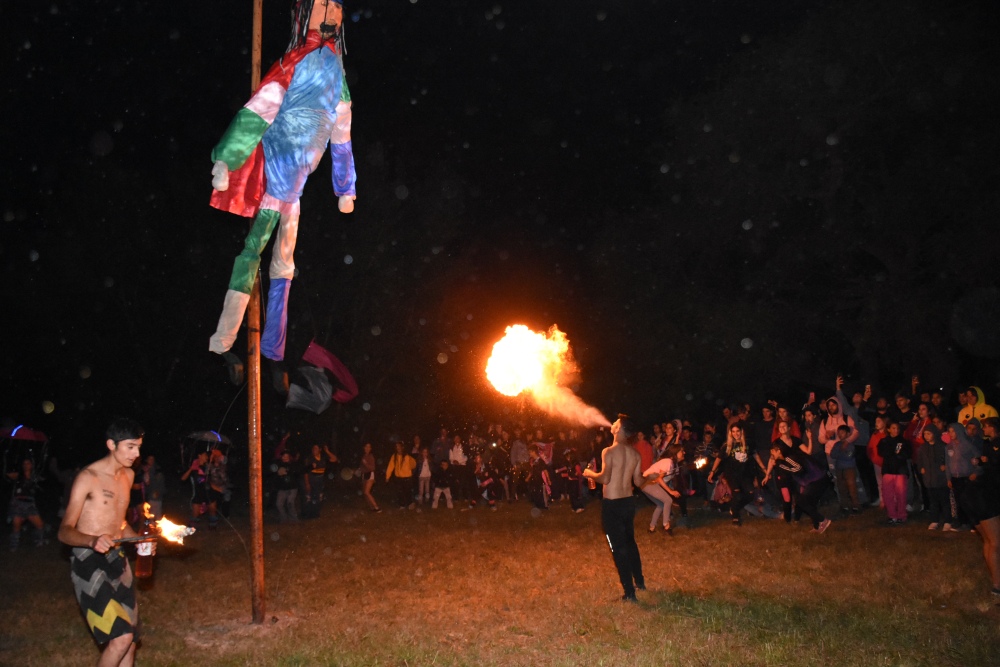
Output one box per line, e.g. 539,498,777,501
287,0,345,54
724,423,746,454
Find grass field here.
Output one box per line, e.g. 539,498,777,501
2,488,999,666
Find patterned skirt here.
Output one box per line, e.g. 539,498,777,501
70,547,139,644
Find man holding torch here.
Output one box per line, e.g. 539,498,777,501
58,418,148,667
583,414,647,602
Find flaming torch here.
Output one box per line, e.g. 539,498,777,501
117,504,196,579
485,324,611,428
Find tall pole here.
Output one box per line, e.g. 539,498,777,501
247,0,266,626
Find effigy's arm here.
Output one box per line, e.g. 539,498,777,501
330,80,357,211
212,80,289,172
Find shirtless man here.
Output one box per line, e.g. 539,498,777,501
583,414,646,601
58,418,146,667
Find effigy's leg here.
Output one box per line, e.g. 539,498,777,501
261,200,300,361
209,207,281,354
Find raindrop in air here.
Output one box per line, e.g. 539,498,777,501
741,219,753,230
740,338,753,349
437,353,449,364
42,401,55,414
29,250,39,262
395,185,409,200
362,402,371,411
660,164,670,174
344,255,353,264
79,366,91,379
371,325,381,336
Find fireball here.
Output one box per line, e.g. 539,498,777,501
485,325,569,396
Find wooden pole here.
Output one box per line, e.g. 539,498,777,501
247,0,266,626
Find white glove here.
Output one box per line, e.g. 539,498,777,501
338,194,356,213
211,160,230,191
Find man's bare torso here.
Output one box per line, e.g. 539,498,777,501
74,464,133,540
602,443,641,500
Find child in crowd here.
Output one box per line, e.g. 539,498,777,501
431,460,454,509
917,425,952,530
878,422,911,525
416,447,434,505
830,425,861,513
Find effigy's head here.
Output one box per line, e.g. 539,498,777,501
289,0,345,52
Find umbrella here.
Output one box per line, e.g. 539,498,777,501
0,425,48,441
185,430,232,445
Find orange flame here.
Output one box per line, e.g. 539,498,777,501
486,324,611,428
142,502,154,520
156,517,196,544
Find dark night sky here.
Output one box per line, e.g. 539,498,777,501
3,0,999,459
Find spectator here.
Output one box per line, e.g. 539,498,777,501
961,417,1000,597
878,422,911,525
917,425,950,530
707,424,764,526
765,443,831,534
431,460,454,509
449,435,472,502
6,458,46,550
431,428,451,465
472,453,501,510
867,416,889,508
526,445,550,510
303,443,336,519
358,442,381,513
273,450,300,523
829,425,861,514
415,447,433,506
385,441,416,510
180,451,210,523
958,386,999,426
139,455,166,522
945,422,980,530
641,455,681,534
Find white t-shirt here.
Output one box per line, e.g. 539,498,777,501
643,458,674,478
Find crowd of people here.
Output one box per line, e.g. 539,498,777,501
327,375,998,598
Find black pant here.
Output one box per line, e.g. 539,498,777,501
602,496,644,596
797,477,830,529
854,445,878,503
951,477,971,525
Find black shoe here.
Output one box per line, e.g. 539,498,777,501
621,593,638,603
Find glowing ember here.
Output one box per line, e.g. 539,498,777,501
485,324,611,428
694,457,708,469
156,517,196,544
142,502,154,520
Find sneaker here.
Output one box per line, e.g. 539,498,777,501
817,518,832,533
664,525,674,536
573,508,585,513
373,508,383,513
942,523,958,532
928,523,939,530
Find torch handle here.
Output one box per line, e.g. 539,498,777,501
112,535,158,545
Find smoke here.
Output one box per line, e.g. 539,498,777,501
486,325,612,428
529,383,612,428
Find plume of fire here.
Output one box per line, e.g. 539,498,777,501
157,518,196,545
485,324,611,428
